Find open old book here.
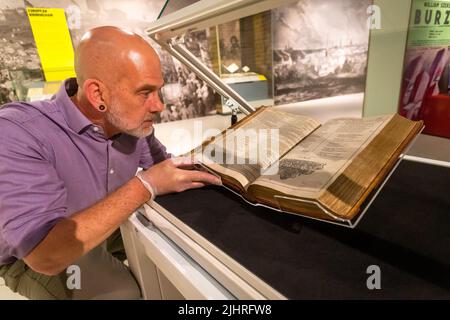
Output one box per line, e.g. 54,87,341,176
190,107,423,227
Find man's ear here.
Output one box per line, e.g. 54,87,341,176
82,79,109,112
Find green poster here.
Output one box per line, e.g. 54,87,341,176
408,0,450,46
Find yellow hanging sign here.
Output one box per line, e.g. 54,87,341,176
27,8,76,81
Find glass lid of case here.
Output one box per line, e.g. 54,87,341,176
148,0,373,116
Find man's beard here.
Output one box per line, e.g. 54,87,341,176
106,102,154,138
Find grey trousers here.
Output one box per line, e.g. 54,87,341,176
0,229,141,300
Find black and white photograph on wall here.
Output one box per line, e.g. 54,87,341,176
218,20,242,74
272,0,371,105
156,29,217,123
0,2,43,105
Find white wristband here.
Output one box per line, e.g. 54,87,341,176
136,170,156,202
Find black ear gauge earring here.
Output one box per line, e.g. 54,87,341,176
98,105,106,111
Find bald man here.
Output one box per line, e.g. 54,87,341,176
0,26,221,299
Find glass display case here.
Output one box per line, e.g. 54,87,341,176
146,0,428,229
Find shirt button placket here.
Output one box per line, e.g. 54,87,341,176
107,140,115,193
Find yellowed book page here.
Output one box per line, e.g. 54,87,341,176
203,163,258,189
252,115,393,199
319,115,422,218
196,108,321,188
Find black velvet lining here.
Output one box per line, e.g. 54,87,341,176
156,160,450,299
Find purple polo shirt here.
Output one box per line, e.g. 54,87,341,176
0,78,169,265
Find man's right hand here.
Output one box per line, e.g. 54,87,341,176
138,157,222,197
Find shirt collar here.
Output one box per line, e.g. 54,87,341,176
55,78,93,134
